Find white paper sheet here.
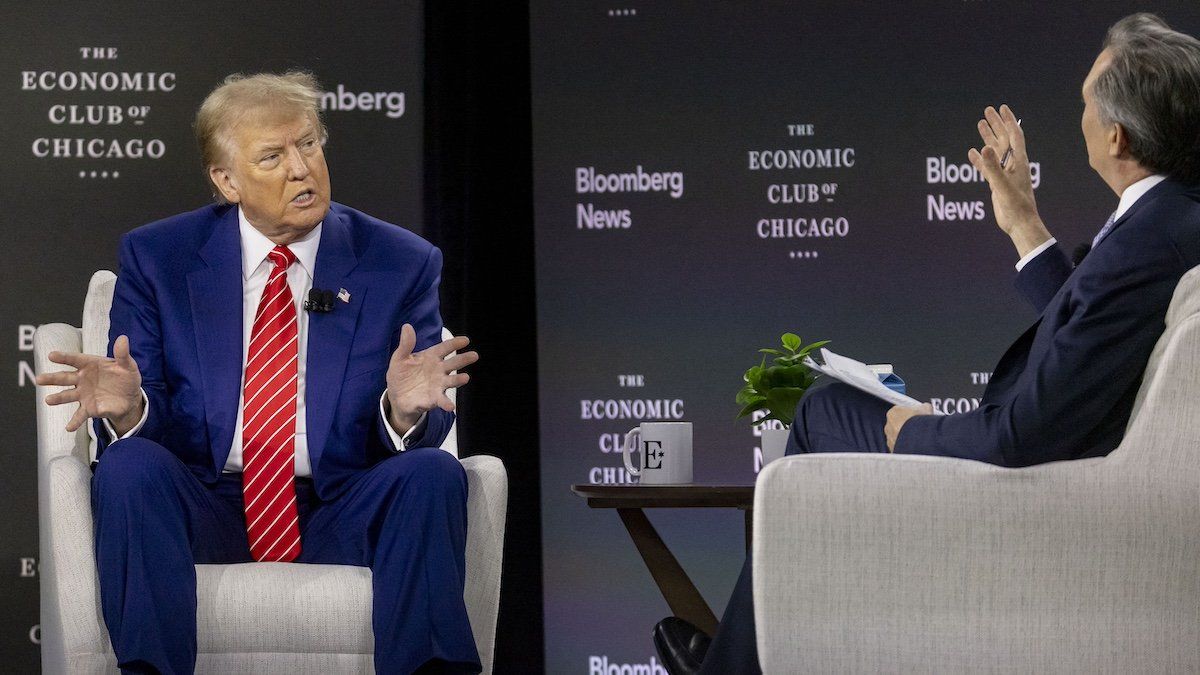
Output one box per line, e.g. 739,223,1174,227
803,348,927,408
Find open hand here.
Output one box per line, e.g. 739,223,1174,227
968,104,1052,257
884,403,934,452
35,334,143,433
385,324,479,433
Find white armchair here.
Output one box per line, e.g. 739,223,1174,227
752,266,1200,673
35,271,507,674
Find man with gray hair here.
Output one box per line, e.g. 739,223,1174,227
655,13,1200,675
37,72,482,674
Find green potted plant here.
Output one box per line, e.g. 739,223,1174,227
736,332,829,469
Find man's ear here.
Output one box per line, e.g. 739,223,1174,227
1109,123,1129,159
209,166,240,204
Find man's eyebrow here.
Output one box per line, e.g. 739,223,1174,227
253,141,284,153
251,124,317,154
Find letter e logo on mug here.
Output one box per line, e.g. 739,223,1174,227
622,422,693,484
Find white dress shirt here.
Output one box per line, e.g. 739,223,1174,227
1015,174,1168,270
106,207,423,476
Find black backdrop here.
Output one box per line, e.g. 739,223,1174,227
424,2,543,674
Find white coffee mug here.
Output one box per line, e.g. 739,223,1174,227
622,422,693,484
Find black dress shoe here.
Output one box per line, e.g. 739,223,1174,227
653,617,712,675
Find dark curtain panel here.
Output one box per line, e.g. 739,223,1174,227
424,2,542,673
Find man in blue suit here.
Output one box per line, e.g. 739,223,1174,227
36,72,481,674
656,13,1200,674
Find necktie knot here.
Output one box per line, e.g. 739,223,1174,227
267,245,297,270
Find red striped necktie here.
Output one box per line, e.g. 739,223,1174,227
241,244,302,562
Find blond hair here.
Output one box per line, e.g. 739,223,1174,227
194,71,328,202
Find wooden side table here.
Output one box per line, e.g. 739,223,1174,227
570,484,755,635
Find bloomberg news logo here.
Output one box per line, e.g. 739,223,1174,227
320,84,405,119
589,655,667,675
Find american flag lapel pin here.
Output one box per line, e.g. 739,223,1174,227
337,288,351,303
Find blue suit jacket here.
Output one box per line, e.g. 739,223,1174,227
95,202,454,499
897,178,1200,466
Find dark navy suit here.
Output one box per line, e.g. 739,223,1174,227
91,202,480,674
699,178,1200,674
896,178,1200,465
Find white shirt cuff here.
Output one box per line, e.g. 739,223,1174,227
102,388,150,441
379,391,428,452
1015,237,1057,271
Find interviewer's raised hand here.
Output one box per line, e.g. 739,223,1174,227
968,104,1053,258
385,324,479,434
35,334,144,434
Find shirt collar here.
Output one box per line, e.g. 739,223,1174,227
1114,174,1168,222
238,206,321,281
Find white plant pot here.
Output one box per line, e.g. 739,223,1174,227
759,426,790,470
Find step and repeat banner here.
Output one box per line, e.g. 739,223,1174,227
0,1,422,669
532,2,1200,672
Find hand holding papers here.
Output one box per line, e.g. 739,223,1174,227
803,348,927,409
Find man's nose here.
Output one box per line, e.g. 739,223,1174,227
285,146,310,180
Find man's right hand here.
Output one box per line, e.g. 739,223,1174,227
968,104,1053,258
35,334,144,435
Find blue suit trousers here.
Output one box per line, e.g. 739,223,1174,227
700,383,889,674
91,437,481,675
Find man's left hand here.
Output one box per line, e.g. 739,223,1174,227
385,324,479,434
884,403,934,452
967,104,1052,258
